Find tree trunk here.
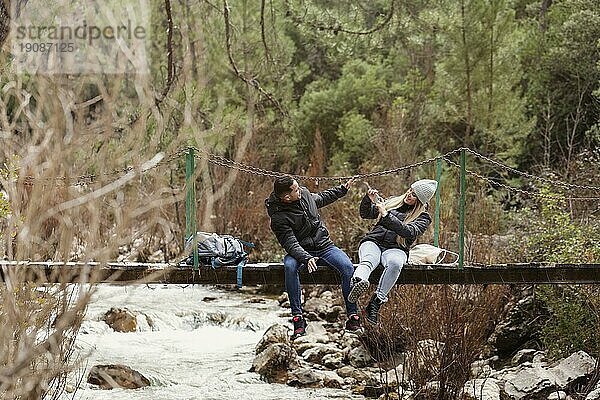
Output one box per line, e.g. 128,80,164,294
0,0,30,47
201,0,255,231
539,0,552,32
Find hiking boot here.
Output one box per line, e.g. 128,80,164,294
348,277,369,303
345,313,363,334
291,315,307,339
365,294,384,325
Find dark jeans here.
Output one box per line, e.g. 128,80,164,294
283,245,358,317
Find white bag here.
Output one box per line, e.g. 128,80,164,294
408,244,459,265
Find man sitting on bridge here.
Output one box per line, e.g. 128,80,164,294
265,175,362,338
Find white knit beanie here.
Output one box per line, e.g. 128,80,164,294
411,179,438,204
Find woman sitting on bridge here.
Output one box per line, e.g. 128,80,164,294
348,179,438,325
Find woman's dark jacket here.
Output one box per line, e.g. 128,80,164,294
360,194,432,253
265,185,348,264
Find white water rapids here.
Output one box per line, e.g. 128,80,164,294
62,284,364,400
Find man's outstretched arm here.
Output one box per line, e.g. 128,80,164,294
312,178,355,208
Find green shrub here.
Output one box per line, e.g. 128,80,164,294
536,285,600,359
1,162,14,258
519,187,600,263
0,191,9,218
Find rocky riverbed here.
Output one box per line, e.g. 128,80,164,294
251,286,600,400
63,283,600,400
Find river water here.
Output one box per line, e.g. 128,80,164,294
64,284,363,400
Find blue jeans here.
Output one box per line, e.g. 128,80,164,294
284,245,358,317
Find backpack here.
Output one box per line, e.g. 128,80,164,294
408,244,459,265
182,232,255,287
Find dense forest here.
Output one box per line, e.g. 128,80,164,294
0,0,599,398
1,0,599,263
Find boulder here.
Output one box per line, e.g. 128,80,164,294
318,370,345,389
277,293,288,305
548,391,567,400
337,365,371,382
87,364,150,389
492,351,596,399
586,388,600,400
512,349,545,366
378,393,400,400
462,378,501,400
295,342,321,356
251,343,297,383
340,331,362,350
302,343,342,363
489,287,550,357
287,368,322,387
470,357,498,378
321,352,345,369
303,296,343,322
255,324,289,354
548,351,596,387
103,308,137,333
380,366,407,387
348,345,373,368
337,365,358,378
361,385,386,398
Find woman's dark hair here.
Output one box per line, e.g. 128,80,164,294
274,175,294,198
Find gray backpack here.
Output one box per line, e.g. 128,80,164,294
183,232,254,287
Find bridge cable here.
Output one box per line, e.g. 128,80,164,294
463,148,600,191
192,145,463,181
20,147,188,187
443,157,600,201
16,145,600,202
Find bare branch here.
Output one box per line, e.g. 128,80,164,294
156,0,176,107
223,0,288,117
260,0,271,62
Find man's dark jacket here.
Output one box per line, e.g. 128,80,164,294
359,195,431,253
265,185,348,264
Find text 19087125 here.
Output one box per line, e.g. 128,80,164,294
19,42,76,53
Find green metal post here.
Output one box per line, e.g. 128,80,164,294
458,149,466,270
185,148,198,271
434,158,442,247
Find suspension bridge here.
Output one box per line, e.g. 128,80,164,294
5,146,600,286
1,260,599,285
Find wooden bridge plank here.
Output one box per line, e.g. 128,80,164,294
1,261,599,285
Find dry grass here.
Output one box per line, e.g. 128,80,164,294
0,32,190,398
0,282,89,399
361,285,510,399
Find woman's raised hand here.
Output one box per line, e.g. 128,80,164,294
368,188,382,204
375,202,388,217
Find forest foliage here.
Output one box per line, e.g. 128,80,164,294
0,1,599,398
1,0,599,263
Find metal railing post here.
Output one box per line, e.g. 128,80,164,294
458,149,466,270
434,158,442,247
185,148,198,271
